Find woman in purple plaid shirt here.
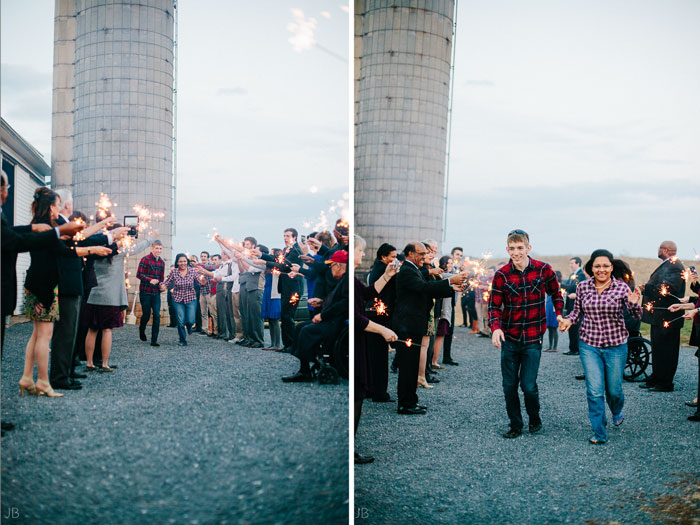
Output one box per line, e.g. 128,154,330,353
160,253,198,346
559,249,643,444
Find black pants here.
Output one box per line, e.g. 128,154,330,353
293,320,340,371
194,290,202,331
443,309,456,362
650,324,681,388
167,291,177,327
367,331,389,399
395,332,422,408
281,294,300,348
50,295,81,385
139,292,161,343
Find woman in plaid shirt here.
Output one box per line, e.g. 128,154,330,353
559,249,643,444
160,253,198,346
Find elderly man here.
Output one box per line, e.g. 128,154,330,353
640,241,686,392
391,242,466,414
282,250,349,383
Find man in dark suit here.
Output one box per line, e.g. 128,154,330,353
563,257,587,356
640,241,686,392
277,228,304,352
391,242,466,414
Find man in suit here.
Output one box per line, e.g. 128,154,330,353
563,257,587,356
391,242,466,414
277,228,304,352
640,241,686,392
236,237,265,348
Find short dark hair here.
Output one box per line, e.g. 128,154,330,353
152,240,163,247
403,242,423,257
244,236,257,247
284,228,298,239
570,256,582,266
200,251,210,257
211,253,220,259
451,247,463,255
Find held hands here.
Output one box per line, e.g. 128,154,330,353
159,284,167,292
567,293,576,300
307,298,323,308
149,279,159,285
312,313,322,324
491,329,505,349
381,327,398,342
557,315,572,332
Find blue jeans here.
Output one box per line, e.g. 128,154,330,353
501,339,542,430
579,341,627,441
173,300,197,344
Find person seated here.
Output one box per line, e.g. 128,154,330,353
282,250,348,383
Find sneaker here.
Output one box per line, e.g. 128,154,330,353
613,413,624,426
503,428,522,439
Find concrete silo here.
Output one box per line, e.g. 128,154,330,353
354,0,455,269
51,0,175,313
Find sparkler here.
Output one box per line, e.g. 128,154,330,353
659,284,682,301
663,317,684,328
132,204,165,234
396,338,413,347
289,292,300,305
73,217,86,241
95,193,115,219
367,298,388,316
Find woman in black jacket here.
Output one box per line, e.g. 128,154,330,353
19,188,109,398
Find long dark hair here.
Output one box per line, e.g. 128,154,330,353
374,243,396,265
175,253,189,267
439,255,452,271
584,249,630,282
31,187,59,226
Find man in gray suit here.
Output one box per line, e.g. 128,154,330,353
236,237,265,348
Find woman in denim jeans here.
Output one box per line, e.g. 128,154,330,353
160,253,198,346
559,249,643,444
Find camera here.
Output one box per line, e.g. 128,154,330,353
123,215,139,237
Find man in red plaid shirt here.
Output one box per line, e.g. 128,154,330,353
136,240,165,346
488,230,564,439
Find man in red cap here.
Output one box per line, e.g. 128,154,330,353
282,250,348,382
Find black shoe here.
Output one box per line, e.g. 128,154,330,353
53,381,82,390
685,401,698,408
442,359,459,366
477,333,490,338
575,374,585,380
649,386,674,392
397,406,427,415
139,331,147,341
426,375,440,384
236,339,250,346
151,342,160,347
503,428,522,439
1,422,15,431
71,373,87,379
281,372,314,383
281,346,295,354
639,382,656,389
688,414,700,421
248,342,264,348
372,393,392,403
563,351,579,356
529,421,543,434
355,453,375,464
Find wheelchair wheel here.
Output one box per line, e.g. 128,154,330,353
624,335,651,382
318,363,339,385
333,325,349,379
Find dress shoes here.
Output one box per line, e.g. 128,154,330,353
503,428,522,439
248,342,264,348
281,371,314,383
236,339,251,346
688,414,700,422
354,453,375,464
648,386,674,392
71,372,87,379
562,351,579,356
639,382,656,389
150,342,160,347
372,393,393,403
685,401,698,408
281,346,295,354
397,406,426,415
53,381,82,390
575,374,585,380
442,359,459,366
139,331,147,341
426,375,440,384
1,421,15,431
529,421,543,434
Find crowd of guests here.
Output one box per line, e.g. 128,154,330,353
355,228,700,462
0,171,349,435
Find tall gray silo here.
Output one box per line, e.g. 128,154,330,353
52,0,175,311
354,0,455,269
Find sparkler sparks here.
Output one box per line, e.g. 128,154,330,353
663,317,684,328
289,292,300,305
132,204,165,234
367,298,388,316
95,193,115,219
396,338,413,347
659,284,682,301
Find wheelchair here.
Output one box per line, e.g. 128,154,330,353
311,323,349,385
623,331,652,382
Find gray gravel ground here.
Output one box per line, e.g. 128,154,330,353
2,322,348,524
355,327,700,524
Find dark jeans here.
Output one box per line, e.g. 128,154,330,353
281,295,299,348
50,294,81,385
568,322,580,353
167,291,177,327
139,292,161,343
501,339,542,430
650,324,681,388
194,290,202,331
367,331,389,398
442,308,456,362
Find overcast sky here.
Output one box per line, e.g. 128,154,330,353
1,0,349,255
444,0,700,260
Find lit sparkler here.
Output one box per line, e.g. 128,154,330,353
396,338,413,347
132,204,165,234
663,317,684,328
659,284,682,301
289,292,300,305
95,193,115,219
367,298,388,316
